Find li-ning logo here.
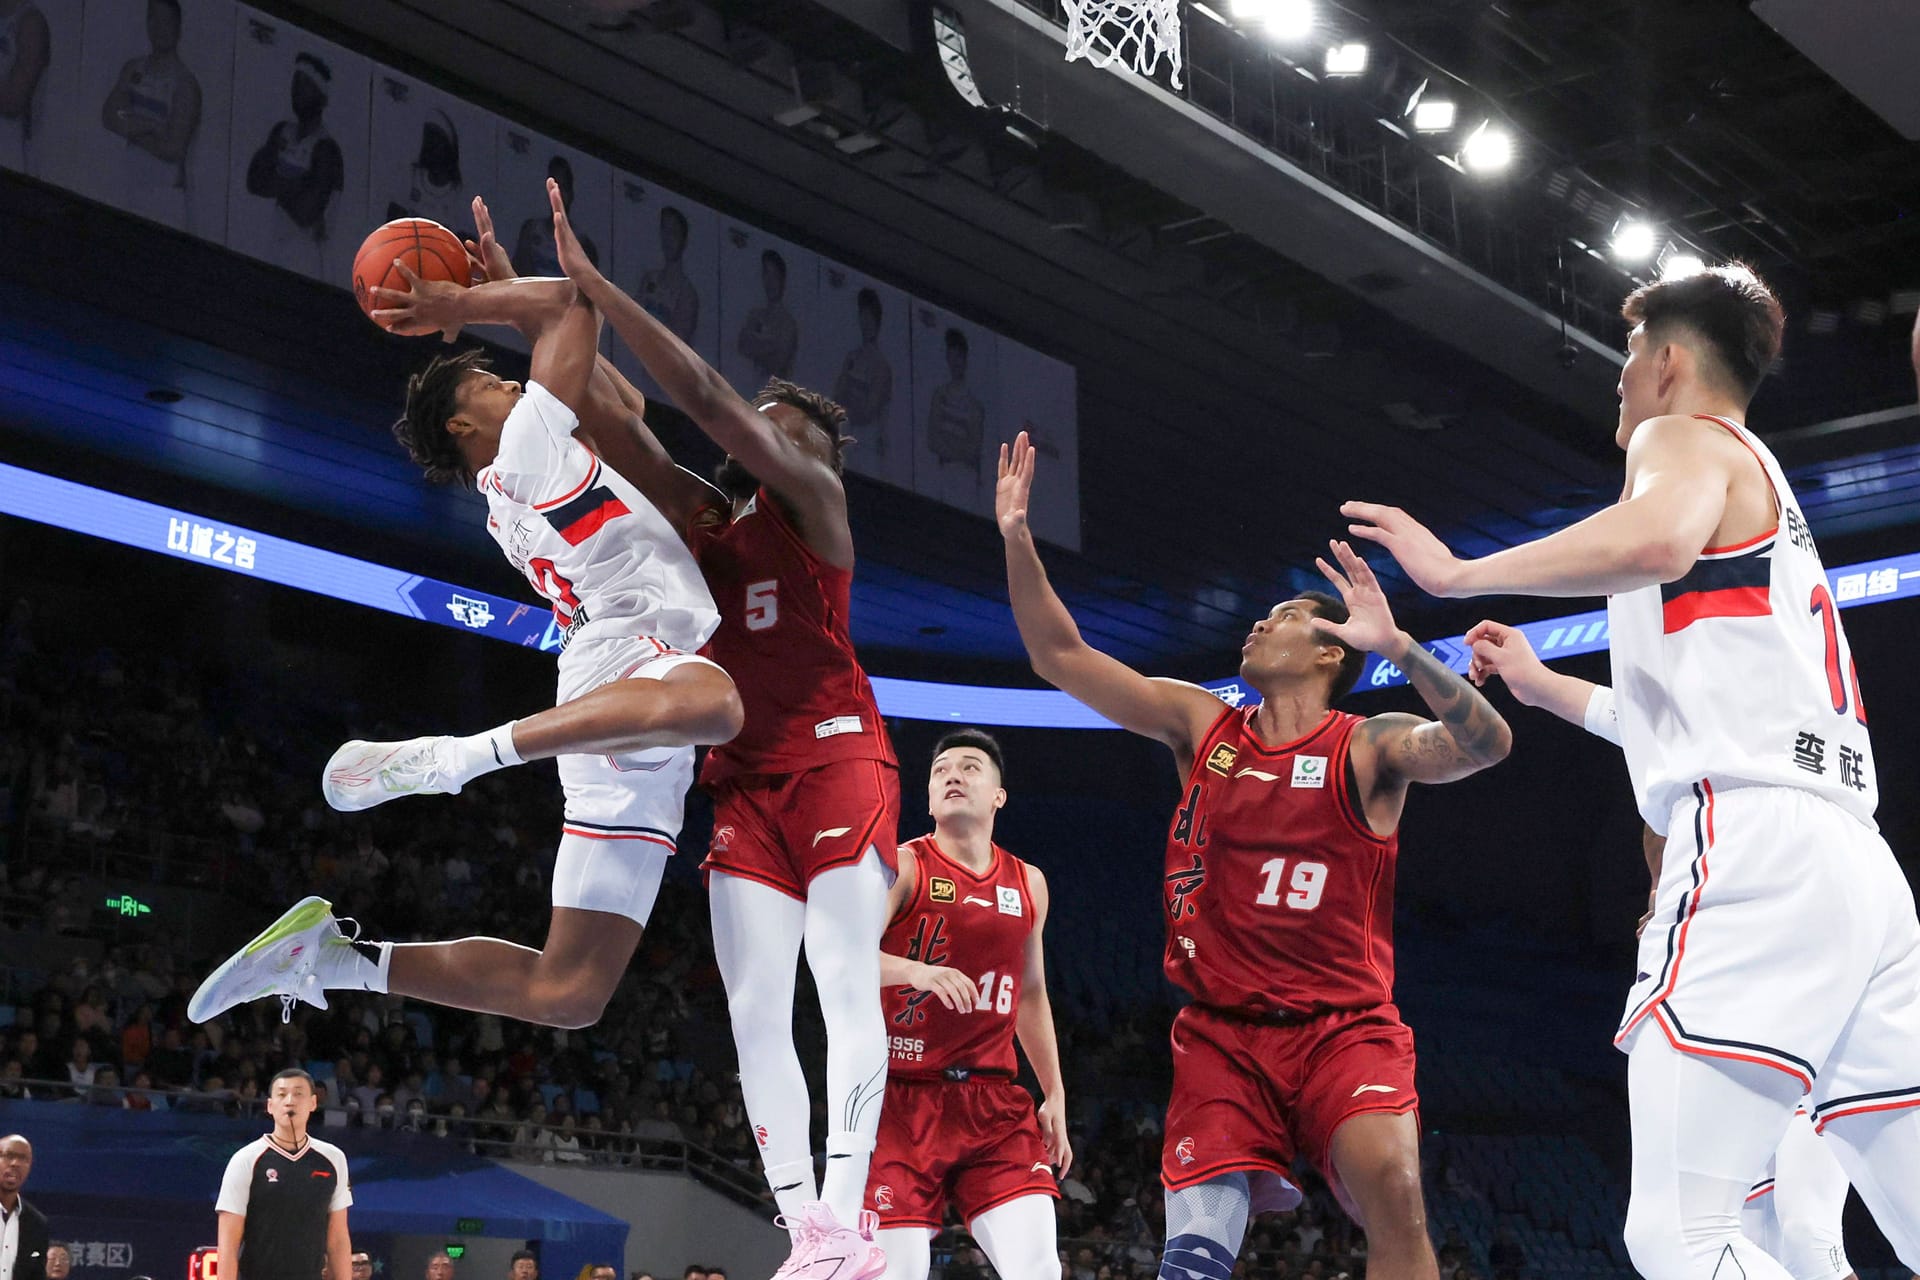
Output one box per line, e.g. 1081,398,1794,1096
754,1125,769,1148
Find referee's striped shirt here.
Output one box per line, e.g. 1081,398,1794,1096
216,1135,352,1280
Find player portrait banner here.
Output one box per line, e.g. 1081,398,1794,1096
606,174,721,406
997,338,1080,551
0,0,79,180
808,262,913,494
66,0,236,241
717,220,821,399
367,65,496,243
225,6,369,285
909,298,1000,521
486,121,613,353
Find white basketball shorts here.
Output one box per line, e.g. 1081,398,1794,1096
1617,780,1920,1126
549,634,719,923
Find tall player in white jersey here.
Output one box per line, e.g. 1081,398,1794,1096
1348,265,1920,1280
189,189,744,1031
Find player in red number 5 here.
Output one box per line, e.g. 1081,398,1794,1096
548,184,897,1280
1359,267,1920,1280
998,432,1510,1280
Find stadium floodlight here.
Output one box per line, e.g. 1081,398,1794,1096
1411,97,1456,132
1460,119,1512,172
1324,42,1369,76
1231,0,1313,39
1610,218,1660,264
1659,251,1706,280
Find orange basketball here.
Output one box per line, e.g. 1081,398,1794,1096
351,217,470,329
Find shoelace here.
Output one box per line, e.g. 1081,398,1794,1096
380,744,444,794
277,915,364,1024
771,1215,830,1274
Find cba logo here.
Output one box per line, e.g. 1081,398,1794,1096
754,1125,768,1147
1205,743,1239,776
929,877,957,904
265,1168,279,1183
712,825,736,853
875,1186,894,1211
1175,1136,1195,1167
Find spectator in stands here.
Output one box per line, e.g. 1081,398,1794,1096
43,1245,67,1280
63,1039,97,1097
509,1250,538,1280
681,1265,705,1280
425,1252,454,1280
589,1267,616,1280
350,1252,373,1280
0,1060,29,1101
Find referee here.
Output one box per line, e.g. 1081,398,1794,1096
216,1069,353,1280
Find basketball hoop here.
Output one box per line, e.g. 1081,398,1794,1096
1061,0,1183,87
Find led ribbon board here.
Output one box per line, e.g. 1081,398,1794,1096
4,459,1917,727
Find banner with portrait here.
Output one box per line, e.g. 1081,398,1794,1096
997,338,1080,550
225,6,369,285
909,298,999,520
486,122,611,353
804,262,912,493
605,174,720,404
65,0,235,240
717,221,819,399
367,66,496,247
0,0,81,181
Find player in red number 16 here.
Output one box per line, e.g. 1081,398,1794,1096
997,431,1511,1280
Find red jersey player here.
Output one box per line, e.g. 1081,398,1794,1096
551,189,893,1280
996,433,1511,1280
866,729,1069,1280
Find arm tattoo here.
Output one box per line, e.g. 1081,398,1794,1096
1396,642,1511,767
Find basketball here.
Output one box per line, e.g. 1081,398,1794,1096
351,217,470,329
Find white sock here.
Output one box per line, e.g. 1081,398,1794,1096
316,935,391,994
448,721,522,786
766,1157,818,1226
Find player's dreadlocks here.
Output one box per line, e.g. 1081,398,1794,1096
394,348,490,485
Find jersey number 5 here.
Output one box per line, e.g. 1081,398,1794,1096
1254,858,1328,911
745,580,779,632
1809,583,1867,725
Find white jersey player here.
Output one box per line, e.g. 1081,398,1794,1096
189,188,743,1031
1350,264,1920,1280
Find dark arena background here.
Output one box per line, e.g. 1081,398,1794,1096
1,2,1918,1280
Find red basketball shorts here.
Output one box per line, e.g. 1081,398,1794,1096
703,758,900,900
866,1075,1058,1228
1162,1003,1418,1199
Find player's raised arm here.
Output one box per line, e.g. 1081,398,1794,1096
997,432,1223,760
549,181,850,557
368,266,577,341
1313,540,1510,788
1015,864,1071,1175
578,358,728,536
1343,416,1737,601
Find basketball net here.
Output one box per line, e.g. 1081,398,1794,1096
1061,0,1183,87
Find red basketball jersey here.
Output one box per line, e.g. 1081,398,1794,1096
689,487,896,786
1163,707,1399,1016
882,835,1034,1078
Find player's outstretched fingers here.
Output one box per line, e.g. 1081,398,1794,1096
1315,555,1352,597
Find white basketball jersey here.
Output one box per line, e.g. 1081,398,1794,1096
477,382,718,655
1609,414,1876,834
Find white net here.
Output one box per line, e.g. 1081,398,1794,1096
1061,0,1183,87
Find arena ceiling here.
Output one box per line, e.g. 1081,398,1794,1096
1,0,1916,675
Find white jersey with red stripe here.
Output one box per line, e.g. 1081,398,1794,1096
476,381,718,654
1607,414,1876,836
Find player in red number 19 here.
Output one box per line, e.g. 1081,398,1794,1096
547,184,895,1280
997,432,1511,1280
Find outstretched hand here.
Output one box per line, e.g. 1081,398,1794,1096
368,258,465,339
1463,619,1550,703
1341,501,1466,599
1312,539,1404,657
464,195,515,284
550,178,604,286
996,431,1038,540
